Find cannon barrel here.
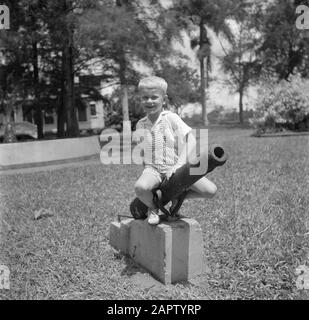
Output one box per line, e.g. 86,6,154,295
157,144,227,206
130,144,228,219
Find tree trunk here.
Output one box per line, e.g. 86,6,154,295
57,101,66,137
116,0,131,133
206,56,209,89
200,57,208,125
121,85,131,132
63,24,79,137
239,87,244,124
32,40,44,139
118,51,131,133
57,64,66,138
199,21,208,126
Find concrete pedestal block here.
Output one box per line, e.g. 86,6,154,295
109,218,204,284
109,219,131,255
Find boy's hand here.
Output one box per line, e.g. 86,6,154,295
166,163,183,180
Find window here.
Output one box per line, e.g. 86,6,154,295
90,103,96,116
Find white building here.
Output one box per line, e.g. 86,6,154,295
0,80,109,136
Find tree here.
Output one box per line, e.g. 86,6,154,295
42,0,105,138
0,0,51,139
0,5,31,143
1,0,198,139
0,63,25,142
77,0,168,132
1,0,66,139
162,0,235,125
219,1,262,123
0,72,22,124
257,0,309,80
44,0,81,137
22,0,48,139
0,2,26,124
154,60,200,114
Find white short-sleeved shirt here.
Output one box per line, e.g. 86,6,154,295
135,110,192,174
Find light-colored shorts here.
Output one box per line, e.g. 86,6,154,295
142,166,166,184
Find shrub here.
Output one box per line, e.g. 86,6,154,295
104,109,144,132
250,76,309,133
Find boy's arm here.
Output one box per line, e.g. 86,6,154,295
165,131,196,180
176,131,196,166
165,113,196,179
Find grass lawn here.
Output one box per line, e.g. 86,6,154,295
0,128,309,300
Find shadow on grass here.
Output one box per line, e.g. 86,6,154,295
115,253,145,277
115,251,203,290
114,253,166,291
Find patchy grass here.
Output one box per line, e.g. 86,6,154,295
0,128,309,300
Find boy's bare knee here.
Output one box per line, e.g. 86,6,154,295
134,181,143,196
207,183,217,198
134,181,150,196
201,183,217,198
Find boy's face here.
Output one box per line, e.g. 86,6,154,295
139,88,166,117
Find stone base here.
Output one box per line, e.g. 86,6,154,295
109,218,204,284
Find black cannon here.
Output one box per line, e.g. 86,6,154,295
130,144,228,219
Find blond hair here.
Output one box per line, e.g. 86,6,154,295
138,76,168,94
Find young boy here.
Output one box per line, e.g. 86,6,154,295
134,76,217,225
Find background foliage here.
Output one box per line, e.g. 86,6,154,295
251,76,309,133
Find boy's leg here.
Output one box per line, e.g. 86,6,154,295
169,177,217,215
170,177,217,212
186,177,217,199
134,169,162,209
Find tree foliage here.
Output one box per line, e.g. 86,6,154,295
154,60,200,113
257,0,309,80
160,0,236,125
2,0,309,139
219,0,263,123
